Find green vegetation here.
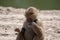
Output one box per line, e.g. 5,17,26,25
0,0,60,10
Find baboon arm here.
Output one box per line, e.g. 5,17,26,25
16,28,25,40
16,22,26,40
31,22,44,37
20,28,25,35
33,35,44,40
20,22,26,36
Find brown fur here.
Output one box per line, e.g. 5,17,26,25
16,7,44,40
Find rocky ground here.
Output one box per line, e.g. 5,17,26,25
0,6,60,40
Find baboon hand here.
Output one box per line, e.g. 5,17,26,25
15,28,20,32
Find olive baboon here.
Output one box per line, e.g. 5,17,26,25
15,7,44,40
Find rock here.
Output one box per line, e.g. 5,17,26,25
0,6,60,40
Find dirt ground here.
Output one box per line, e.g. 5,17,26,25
0,7,60,40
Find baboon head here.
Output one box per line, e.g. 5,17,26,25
25,7,39,21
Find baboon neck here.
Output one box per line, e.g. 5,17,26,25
27,18,33,22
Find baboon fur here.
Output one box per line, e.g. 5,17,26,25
16,7,44,40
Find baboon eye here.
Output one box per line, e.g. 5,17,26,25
25,12,34,17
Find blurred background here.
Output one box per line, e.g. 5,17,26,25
0,0,60,40
0,0,60,10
